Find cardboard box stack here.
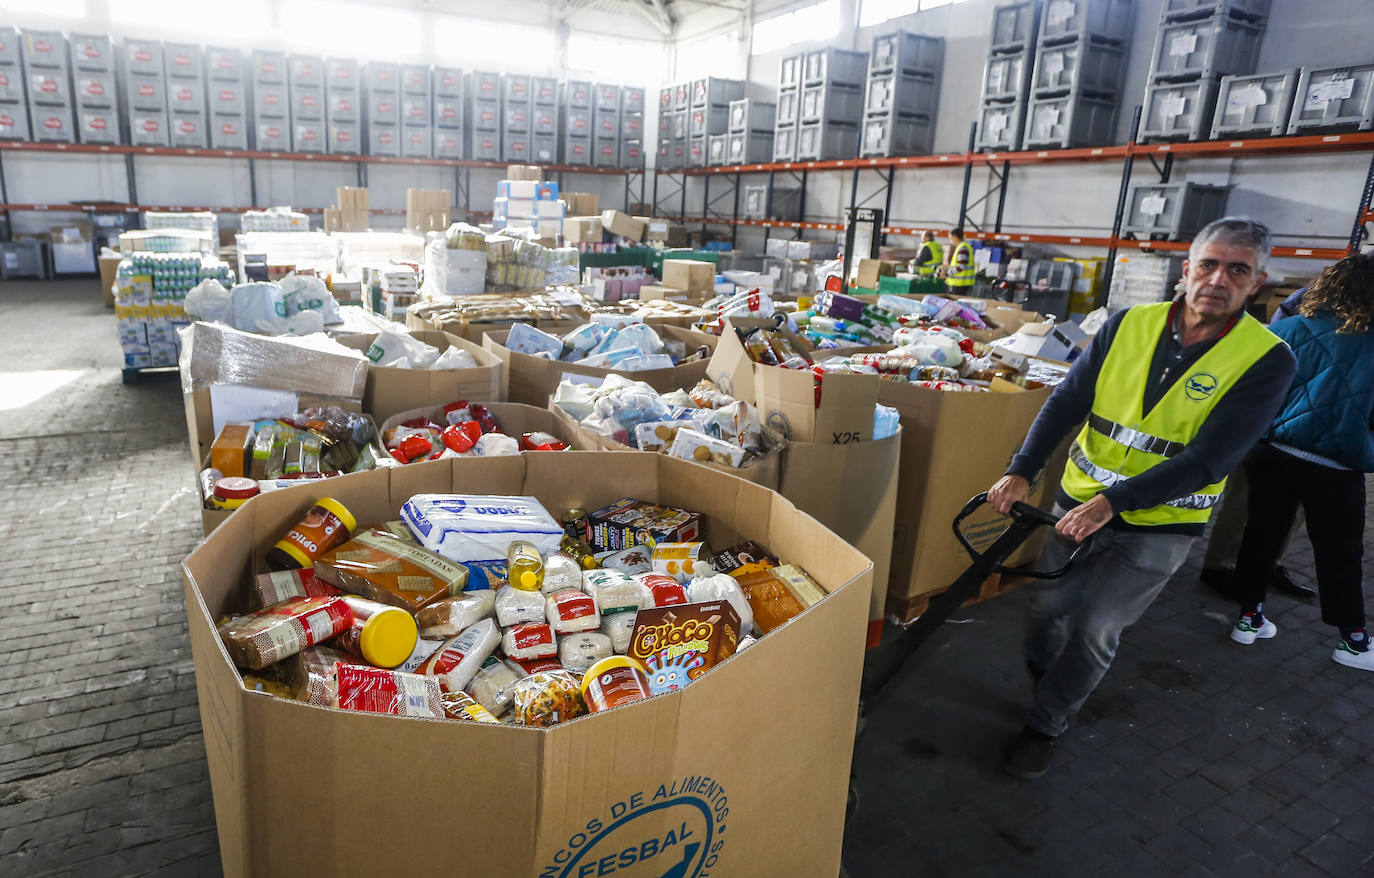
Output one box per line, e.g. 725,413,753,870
493,178,562,239
379,266,420,321
323,186,370,233
405,188,450,234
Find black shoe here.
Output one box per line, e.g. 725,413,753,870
1270,565,1316,600
1004,727,1057,779
1200,566,1241,600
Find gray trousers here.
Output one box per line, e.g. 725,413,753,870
1025,515,1196,737
1203,464,1304,570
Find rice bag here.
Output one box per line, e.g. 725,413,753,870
601,611,637,654
502,622,558,661
512,670,587,728
558,632,613,672
508,655,564,676
637,573,688,608
313,528,469,613
464,655,523,716
546,588,600,634
542,553,583,594
687,573,756,637
473,432,519,456
440,690,501,723
418,618,500,692
217,596,353,670
333,664,445,717
396,637,447,674
583,569,646,615
416,590,497,637
495,584,547,627
400,494,564,562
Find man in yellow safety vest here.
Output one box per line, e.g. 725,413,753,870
943,227,976,289
987,217,1297,779
912,230,943,279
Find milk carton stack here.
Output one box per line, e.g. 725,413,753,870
71,33,118,145
207,46,248,150
493,178,564,239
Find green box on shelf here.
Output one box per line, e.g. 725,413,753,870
877,275,945,295
577,247,656,272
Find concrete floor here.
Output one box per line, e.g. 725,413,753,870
1,279,1371,877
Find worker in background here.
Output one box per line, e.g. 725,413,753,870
987,217,1297,780
911,230,943,279
943,227,976,290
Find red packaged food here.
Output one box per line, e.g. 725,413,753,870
520,431,569,451
251,568,341,607
398,433,433,462
510,656,564,675
217,596,353,670
469,404,500,433
637,573,688,608
441,421,481,453
502,621,557,660
545,588,599,634
332,663,444,717
442,400,471,424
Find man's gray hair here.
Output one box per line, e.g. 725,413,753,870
1190,216,1273,273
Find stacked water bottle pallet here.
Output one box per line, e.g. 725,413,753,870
1023,0,1135,150
1139,0,1268,141
73,33,118,145
976,0,1040,152
860,30,942,158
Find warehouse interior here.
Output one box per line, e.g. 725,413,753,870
2,0,1374,876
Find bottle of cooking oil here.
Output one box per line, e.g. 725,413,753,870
507,540,545,591
560,534,600,570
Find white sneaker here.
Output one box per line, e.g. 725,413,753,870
1332,640,1374,671
1231,615,1277,645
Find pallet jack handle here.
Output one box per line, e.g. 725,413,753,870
953,492,1088,579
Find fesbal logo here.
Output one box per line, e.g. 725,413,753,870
541,777,728,878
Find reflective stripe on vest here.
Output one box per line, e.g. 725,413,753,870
946,240,976,287
1060,301,1284,527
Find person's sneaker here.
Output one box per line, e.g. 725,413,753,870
1231,613,1277,645
1270,565,1317,600
1332,640,1374,671
1004,727,1056,779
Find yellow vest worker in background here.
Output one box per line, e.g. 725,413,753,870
912,231,943,279
943,227,976,288
986,217,1297,780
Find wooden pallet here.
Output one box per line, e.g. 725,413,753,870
885,573,1034,626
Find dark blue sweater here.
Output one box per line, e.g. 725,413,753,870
1007,303,1297,534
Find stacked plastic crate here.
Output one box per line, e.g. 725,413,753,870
861,30,942,157
1023,0,1134,150
1139,0,1268,141
689,77,742,167
0,28,25,141
252,50,289,151
977,1,1039,151
668,82,689,168
432,66,463,159
655,87,672,166
124,37,168,147
592,82,622,168
287,55,324,153
165,42,206,148
560,78,592,166
501,73,531,163
1286,49,1374,136
620,86,645,168
326,58,360,155
363,61,399,157
25,30,75,144
530,76,558,163
207,47,248,150
727,98,774,165
773,56,801,162
797,48,866,160
72,33,118,145
468,70,500,161
397,64,428,158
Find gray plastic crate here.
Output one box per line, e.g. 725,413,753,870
206,47,244,82
503,132,530,163
1211,69,1297,138
1150,16,1263,82
25,30,69,70
671,81,690,110
400,65,429,97
31,104,74,142
1160,0,1269,22
210,114,247,150
1022,92,1117,148
367,91,398,125
503,73,531,105
593,107,619,138
594,82,621,112
801,83,864,125
257,117,290,151
1027,260,1077,291
468,70,500,102
777,89,800,126
1287,64,1374,135
78,108,119,145
0,27,20,67
773,125,797,162
0,240,45,278
620,139,644,168
708,133,729,166
470,130,500,161
328,88,359,124
622,111,643,139
433,127,462,158
860,113,934,157
288,55,323,88
0,102,29,141
530,105,557,135
745,185,802,220
621,86,644,113
729,98,776,133
796,120,859,160
330,122,360,154
1138,77,1219,141
402,94,429,127
399,125,428,158
990,1,1041,53
328,58,360,91
690,104,728,137
130,110,169,146
976,100,1027,151
75,72,115,108
870,31,944,77
431,66,461,100
252,50,286,84
533,76,558,106
1123,181,1230,239
503,102,531,133
866,72,938,117
293,119,325,153
70,34,113,72
471,98,499,131
727,131,773,164
803,48,868,87
1032,40,1127,96
127,73,168,113
1038,0,1135,46
779,55,804,90
664,108,684,139
169,79,208,115
691,76,744,109
659,87,673,112
0,70,21,104
28,69,71,106
983,50,1033,102
688,134,707,168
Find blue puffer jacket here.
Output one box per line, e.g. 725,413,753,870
1267,312,1374,471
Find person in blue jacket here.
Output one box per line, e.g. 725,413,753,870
1229,252,1374,672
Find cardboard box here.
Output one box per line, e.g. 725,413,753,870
184,453,870,877
661,259,714,295
332,330,504,426
645,218,688,247
855,259,897,290
325,187,370,232
484,325,719,406
600,209,644,242
98,250,121,308
405,188,451,233
562,192,599,216
505,164,542,182
562,216,603,244
990,319,1090,363
639,284,688,303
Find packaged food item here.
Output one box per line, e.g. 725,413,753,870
519,431,569,451
560,533,600,569
583,569,646,614
396,637,447,674
637,573,688,608
561,507,589,540
652,542,713,582
601,544,653,575
585,498,702,552
333,663,445,718
400,494,564,562
418,618,500,692
687,573,756,637
502,622,557,661
212,476,259,511
313,528,469,613
506,540,545,591
545,588,600,634
512,670,587,727
217,596,353,670
462,558,509,590
541,553,583,594
774,564,826,607
334,596,419,669
628,600,741,695
559,632,614,672
240,675,293,698
634,420,694,453
733,567,807,634
416,590,497,637
509,655,564,676
581,655,651,713
251,568,341,608
266,497,356,570
711,540,777,573
441,690,501,724
601,611,637,654
737,635,758,652
210,423,253,478
286,644,351,706
667,428,746,468
495,584,547,627
464,655,523,715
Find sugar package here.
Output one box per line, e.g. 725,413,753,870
401,494,564,562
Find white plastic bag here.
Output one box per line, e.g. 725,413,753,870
279,273,342,326
365,325,440,369
429,345,479,370
229,282,285,332
185,278,233,323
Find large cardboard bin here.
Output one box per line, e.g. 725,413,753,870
332,329,504,425
183,453,872,878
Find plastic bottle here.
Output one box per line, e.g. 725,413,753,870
507,540,546,591
560,534,600,569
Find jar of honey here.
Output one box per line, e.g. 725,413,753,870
580,655,650,713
